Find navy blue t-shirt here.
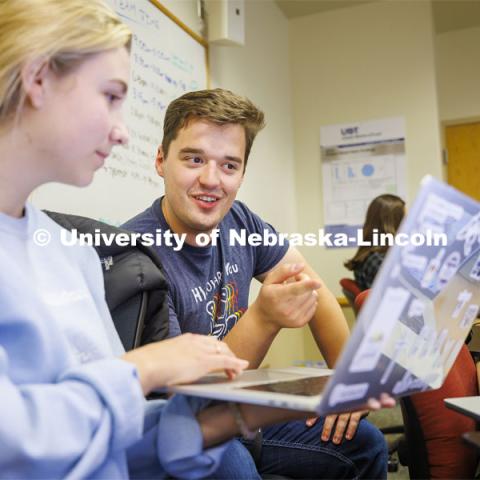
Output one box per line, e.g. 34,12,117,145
123,199,289,339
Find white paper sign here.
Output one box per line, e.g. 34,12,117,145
320,117,407,245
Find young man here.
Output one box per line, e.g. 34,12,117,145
124,89,388,479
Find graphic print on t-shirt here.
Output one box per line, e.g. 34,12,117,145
188,261,247,338
190,264,246,339
207,282,246,338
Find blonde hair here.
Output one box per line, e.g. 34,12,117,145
0,0,131,122
162,88,266,169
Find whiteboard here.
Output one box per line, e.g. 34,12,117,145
33,0,208,225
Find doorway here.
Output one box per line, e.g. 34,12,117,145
445,122,480,201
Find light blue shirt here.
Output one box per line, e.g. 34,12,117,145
0,204,230,479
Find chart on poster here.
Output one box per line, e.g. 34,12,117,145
320,116,407,247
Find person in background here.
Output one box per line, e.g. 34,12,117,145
345,194,406,290
0,1,337,478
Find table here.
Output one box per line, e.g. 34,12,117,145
445,396,480,422
445,396,480,449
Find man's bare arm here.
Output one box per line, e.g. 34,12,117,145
223,263,321,368
256,246,350,367
199,402,310,448
222,300,279,369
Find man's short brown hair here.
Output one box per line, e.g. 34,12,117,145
161,88,265,169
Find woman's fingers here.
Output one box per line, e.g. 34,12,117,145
197,336,233,355
194,336,249,376
207,353,249,374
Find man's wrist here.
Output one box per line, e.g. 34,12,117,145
249,300,281,336
228,402,259,440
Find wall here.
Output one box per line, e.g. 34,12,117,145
436,25,480,124
208,0,303,368
144,1,479,368
289,0,443,304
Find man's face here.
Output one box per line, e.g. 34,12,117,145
156,118,245,243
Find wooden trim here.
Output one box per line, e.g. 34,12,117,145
206,45,211,89
148,0,209,90
149,0,208,47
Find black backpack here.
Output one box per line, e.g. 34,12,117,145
44,211,169,350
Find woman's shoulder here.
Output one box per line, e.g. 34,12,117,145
354,251,386,290
365,251,385,263
359,251,385,272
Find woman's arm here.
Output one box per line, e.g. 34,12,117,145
122,333,249,394
0,348,144,478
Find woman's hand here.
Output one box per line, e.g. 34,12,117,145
122,333,249,395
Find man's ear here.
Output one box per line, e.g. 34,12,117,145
155,145,166,178
21,57,50,109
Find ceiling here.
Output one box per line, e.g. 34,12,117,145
275,0,480,34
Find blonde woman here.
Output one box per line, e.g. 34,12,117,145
0,1,339,478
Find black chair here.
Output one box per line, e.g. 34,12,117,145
111,291,148,351
45,210,169,350
397,397,430,479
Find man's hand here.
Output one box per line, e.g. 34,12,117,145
253,263,322,330
306,411,366,444
366,393,396,410
306,393,397,444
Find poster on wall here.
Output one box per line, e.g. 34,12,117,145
320,116,407,248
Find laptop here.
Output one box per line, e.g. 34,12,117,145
170,176,480,415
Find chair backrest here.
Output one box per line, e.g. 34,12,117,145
353,289,370,312
44,211,169,350
400,344,479,479
111,292,148,351
339,278,362,313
